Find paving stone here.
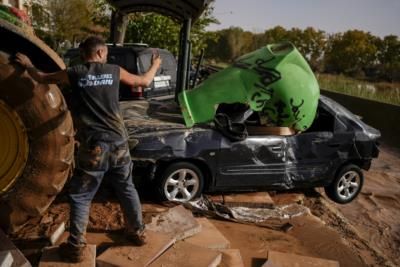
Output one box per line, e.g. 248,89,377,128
38,245,96,267
148,242,222,267
262,250,340,267
0,228,31,267
184,218,230,249
0,251,13,267
146,205,201,241
96,230,175,267
219,249,244,267
223,192,275,208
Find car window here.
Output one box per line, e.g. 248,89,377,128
305,104,335,133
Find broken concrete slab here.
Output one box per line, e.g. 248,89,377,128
262,250,340,267
223,192,274,208
146,205,201,241
184,218,230,249
38,245,96,267
148,242,222,267
0,251,13,267
219,249,244,267
0,228,31,267
47,222,66,245
96,230,175,267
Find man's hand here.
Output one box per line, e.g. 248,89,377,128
15,53,34,69
14,52,69,85
151,51,162,69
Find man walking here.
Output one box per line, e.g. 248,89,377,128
16,36,161,262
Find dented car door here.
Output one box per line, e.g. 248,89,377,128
216,136,286,188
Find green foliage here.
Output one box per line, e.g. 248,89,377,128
324,30,379,76
25,0,110,51
125,3,218,56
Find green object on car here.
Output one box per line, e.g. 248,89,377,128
178,42,320,131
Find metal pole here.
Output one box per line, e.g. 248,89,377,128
175,18,191,102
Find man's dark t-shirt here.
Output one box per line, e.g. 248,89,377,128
67,62,128,141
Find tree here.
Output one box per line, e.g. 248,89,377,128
376,35,400,81
26,0,110,51
124,2,219,56
324,30,378,77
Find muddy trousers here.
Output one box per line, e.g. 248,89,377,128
67,138,143,246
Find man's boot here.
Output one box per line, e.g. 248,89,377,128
59,242,86,263
126,225,146,246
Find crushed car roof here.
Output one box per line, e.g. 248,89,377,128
108,0,211,21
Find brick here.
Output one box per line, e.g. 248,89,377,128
219,249,244,267
184,218,230,249
0,228,31,267
96,231,175,267
149,242,221,267
146,205,201,241
262,250,340,267
223,192,274,208
38,245,96,267
0,251,13,267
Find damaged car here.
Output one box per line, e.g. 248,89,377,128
123,94,380,205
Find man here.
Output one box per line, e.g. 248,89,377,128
16,36,161,262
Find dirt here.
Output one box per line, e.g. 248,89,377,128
9,146,399,267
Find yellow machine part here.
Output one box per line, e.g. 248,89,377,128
0,99,29,193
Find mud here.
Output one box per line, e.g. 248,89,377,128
8,146,399,267
325,145,400,266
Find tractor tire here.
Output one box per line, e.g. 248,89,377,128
0,52,74,233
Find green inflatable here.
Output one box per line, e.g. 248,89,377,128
179,42,320,131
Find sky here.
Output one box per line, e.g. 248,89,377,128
206,0,400,37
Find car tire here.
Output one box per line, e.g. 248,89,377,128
157,162,204,202
324,164,364,204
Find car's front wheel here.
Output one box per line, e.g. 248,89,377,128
157,162,204,202
325,164,364,204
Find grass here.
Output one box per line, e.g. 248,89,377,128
317,74,400,106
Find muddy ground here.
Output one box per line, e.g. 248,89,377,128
11,146,399,267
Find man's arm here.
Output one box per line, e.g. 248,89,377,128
15,53,70,85
120,53,162,87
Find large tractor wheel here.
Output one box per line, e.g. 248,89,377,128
0,52,74,233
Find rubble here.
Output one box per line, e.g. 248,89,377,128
38,245,96,267
96,231,175,267
223,192,275,208
148,242,222,267
0,228,31,267
146,205,201,240
262,250,339,267
184,218,230,249
0,251,13,267
47,222,66,245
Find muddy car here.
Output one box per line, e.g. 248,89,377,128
124,95,380,204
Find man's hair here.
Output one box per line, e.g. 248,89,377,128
79,36,106,58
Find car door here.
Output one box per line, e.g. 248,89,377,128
286,131,351,185
216,135,286,188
